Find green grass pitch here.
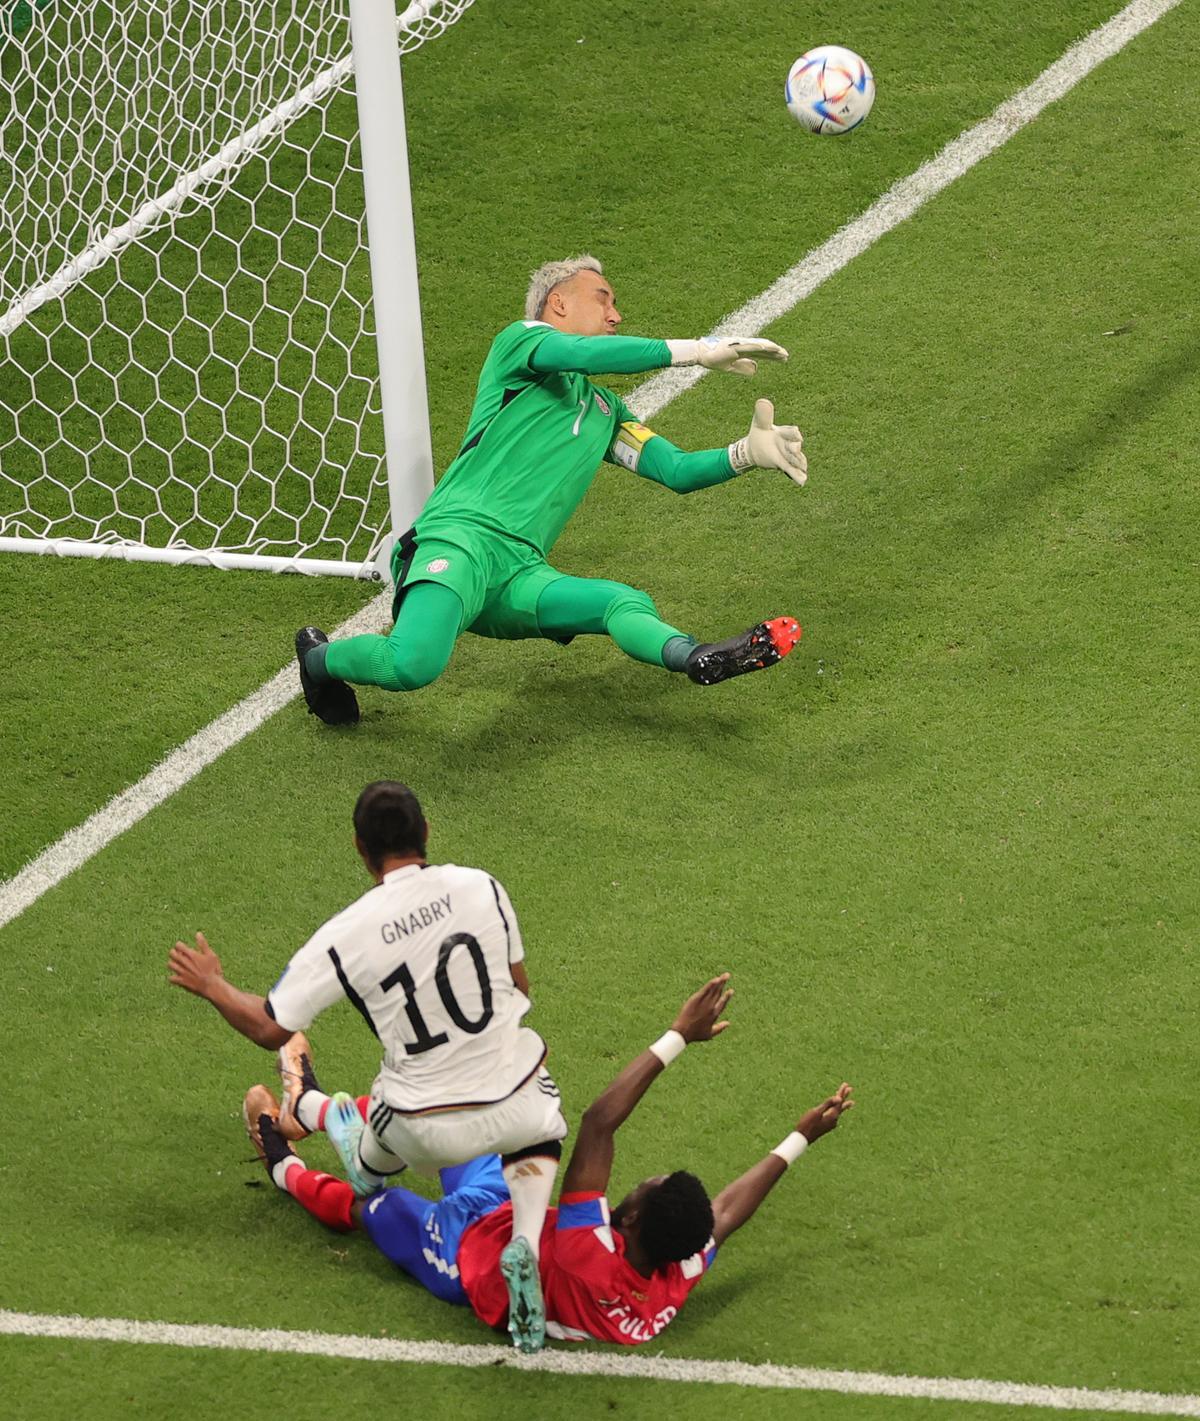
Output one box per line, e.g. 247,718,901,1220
1,0,1198,1416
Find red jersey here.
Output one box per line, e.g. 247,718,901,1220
457,1191,716,1345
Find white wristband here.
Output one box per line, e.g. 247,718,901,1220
648,1029,687,1066
770,1131,809,1166
727,437,753,472
665,338,701,367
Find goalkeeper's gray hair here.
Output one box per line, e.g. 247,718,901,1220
524,254,603,321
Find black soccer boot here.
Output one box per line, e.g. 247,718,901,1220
684,616,802,686
295,626,359,726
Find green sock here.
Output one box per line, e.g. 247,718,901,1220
601,595,692,669
304,642,330,682
661,635,697,672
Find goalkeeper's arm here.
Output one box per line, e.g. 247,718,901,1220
529,330,789,378
611,399,808,492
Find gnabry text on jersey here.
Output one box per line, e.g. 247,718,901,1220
380,895,453,944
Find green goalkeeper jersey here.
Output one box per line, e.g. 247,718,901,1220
416,321,669,558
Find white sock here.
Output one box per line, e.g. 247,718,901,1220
502,1155,558,1261
271,1155,303,1192
297,1090,330,1134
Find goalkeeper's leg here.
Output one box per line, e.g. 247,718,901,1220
327,581,464,690
535,576,692,668
534,576,801,682
298,581,464,722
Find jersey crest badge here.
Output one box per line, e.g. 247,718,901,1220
426,558,450,574
592,391,611,416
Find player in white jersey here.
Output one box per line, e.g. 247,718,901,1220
167,780,565,1352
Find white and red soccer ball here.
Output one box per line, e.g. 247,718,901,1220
785,45,875,135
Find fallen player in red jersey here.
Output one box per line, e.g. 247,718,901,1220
244,973,854,1346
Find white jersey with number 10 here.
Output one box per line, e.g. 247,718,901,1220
266,863,545,1113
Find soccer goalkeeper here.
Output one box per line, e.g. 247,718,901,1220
297,256,809,726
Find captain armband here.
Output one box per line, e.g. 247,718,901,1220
609,419,658,473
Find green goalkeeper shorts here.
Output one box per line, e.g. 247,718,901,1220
390,525,570,642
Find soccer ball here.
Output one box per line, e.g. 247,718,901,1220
785,46,875,135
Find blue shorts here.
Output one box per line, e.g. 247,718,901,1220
359,1154,509,1305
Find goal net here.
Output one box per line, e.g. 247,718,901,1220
0,0,473,577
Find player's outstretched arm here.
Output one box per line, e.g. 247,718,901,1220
711,1084,854,1246
560,974,734,1196
529,330,674,377
608,404,806,494
665,337,789,377
168,932,292,1050
527,331,788,379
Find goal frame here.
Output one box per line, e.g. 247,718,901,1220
0,0,443,580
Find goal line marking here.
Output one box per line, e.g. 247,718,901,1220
2,1310,1198,1415
0,0,1180,934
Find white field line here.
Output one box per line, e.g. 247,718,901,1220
0,592,390,931
0,0,1180,933
627,0,1182,419
2,1311,1199,1415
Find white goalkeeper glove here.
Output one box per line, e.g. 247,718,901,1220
665,336,789,376
728,399,807,485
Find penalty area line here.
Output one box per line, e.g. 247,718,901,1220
2,1311,1199,1416
0,0,1181,932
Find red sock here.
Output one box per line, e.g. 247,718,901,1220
284,1165,356,1232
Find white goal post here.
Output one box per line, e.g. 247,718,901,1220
0,0,475,578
